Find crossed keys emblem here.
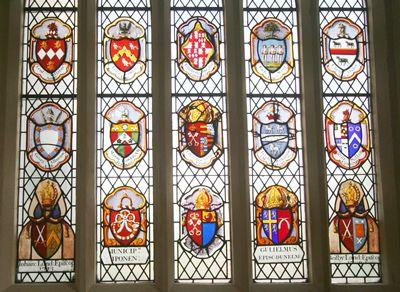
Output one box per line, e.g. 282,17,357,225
187,132,199,147
112,209,139,234
188,212,202,236
341,220,352,239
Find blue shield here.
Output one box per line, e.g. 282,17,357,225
334,122,362,158
260,123,289,159
257,39,286,73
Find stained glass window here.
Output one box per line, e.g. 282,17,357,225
96,0,153,282
244,0,308,282
319,0,381,283
171,0,232,282
16,0,77,283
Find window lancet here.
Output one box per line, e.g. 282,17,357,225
319,0,381,283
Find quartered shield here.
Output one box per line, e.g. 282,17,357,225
334,122,362,159
186,210,218,248
184,122,216,158
257,39,286,73
260,122,289,159
110,209,141,246
110,122,140,158
338,217,368,253
34,124,64,160
261,208,293,245
31,221,62,259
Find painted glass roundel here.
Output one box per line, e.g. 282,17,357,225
178,187,224,258
250,18,294,83
103,186,148,249
253,101,296,170
325,101,370,170
178,99,223,169
177,17,220,81
27,102,72,172
322,18,365,81
18,179,74,262
29,17,73,84
329,180,379,254
103,18,146,84
103,101,147,169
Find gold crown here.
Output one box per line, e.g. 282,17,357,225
195,188,212,210
340,181,361,207
38,180,58,207
264,186,286,209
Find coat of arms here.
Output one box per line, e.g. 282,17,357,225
103,101,147,169
329,180,379,254
255,185,299,245
253,101,296,169
178,99,223,169
30,17,73,83
177,17,220,81
325,101,370,169
322,18,365,81
250,18,294,83
18,179,74,260
104,18,146,83
103,186,148,247
27,102,72,171
179,187,224,258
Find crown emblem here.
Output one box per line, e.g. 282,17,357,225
37,179,59,208
267,105,280,120
264,186,286,209
340,180,361,207
195,188,212,210
46,22,59,38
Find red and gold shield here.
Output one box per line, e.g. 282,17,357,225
110,209,141,246
110,39,140,72
31,221,62,259
185,210,218,248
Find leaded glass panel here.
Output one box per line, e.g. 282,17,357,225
96,0,153,282
319,0,381,283
171,0,232,283
243,0,308,282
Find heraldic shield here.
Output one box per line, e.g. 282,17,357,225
27,102,72,172
253,101,296,170
179,187,224,258
103,186,148,247
103,101,147,169
104,17,146,84
30,17,73,83
255,185,299,245
18,179,74,261
250,18,294,83
177,17,220,81
178,99,223,169
325,101,370,170
329,180,379,254
322,18,365,81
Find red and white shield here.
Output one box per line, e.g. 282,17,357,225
30,18,73,83
177,17,220,81
110,209,141,246
31,221,63,259
184,122,216,158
